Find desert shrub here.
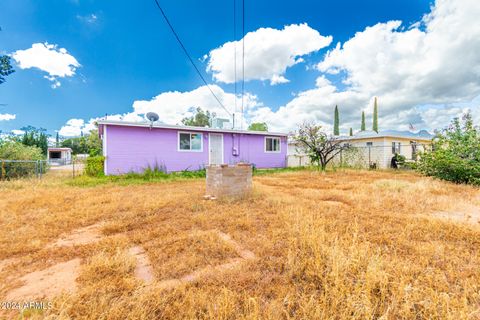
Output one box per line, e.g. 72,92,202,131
0,140,45,179
85,156,105,177
416,112,480,185
393,153,406,166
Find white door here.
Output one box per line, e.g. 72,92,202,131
209,134,224,165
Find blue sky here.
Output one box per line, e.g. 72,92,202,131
1,0,479,136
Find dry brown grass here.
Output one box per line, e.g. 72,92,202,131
0,169,479,319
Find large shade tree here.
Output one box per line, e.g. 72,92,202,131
20,126,49,155
181,107,214,127
248,122,268,131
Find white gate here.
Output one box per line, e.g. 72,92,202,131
209,133,224,165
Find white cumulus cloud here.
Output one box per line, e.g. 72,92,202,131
131,84,261,126
59,85,262,136
59,0,480,136
207,23,332,85
251,0,480,133
59,119,86,137
12,42,80,88
11,129,25,135
58,118,98,137
0,113,16,121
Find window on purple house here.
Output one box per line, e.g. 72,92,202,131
179,132,203,151
265,137,281,153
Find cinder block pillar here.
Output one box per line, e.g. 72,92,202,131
206,163,252,198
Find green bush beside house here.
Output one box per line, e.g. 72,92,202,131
85,156,105,177
416,113,480,185
0,140,45,179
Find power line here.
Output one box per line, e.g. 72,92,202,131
152,0,231,116
234,0,237,116
233,0,237,128
241,0,245,129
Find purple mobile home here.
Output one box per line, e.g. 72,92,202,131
97,120,287,175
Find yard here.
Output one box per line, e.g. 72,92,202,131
0,169,479,319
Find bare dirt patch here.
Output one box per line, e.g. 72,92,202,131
154,230,256,290
5,258,81,300
46,223,104,248
215,231,256,260
430,209,480,226
129,246,154,284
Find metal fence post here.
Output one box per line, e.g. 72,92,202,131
368,146,371,167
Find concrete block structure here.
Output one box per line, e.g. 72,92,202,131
206,164,252,198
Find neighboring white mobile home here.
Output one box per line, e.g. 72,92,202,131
288,130,433,169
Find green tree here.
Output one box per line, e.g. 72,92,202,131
333,105,339,136
293,122,351,171
373,97,378,132
20,127,49,155
361,111,366,131
60,130,102,155
349,128,353,136
61,137,85,154
85,130,102,156
417,112,480,185
55,132,60,147
0,140,44,179
0,55,15,85
248,122,268,131
181,107,214,127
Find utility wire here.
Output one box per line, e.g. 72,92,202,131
241,0,245,129
233,0,237,128
152,0,231,116
234,0,237,114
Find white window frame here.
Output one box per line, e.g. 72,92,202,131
178,131,203,152
264,136,281,153
392,141,401,154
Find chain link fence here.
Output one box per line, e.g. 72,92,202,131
0,160,48,180
288,143,431,169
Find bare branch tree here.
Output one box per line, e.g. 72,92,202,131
292,121,350,171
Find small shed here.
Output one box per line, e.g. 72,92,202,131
47,147,72,165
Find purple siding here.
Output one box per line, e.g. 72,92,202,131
102,124,287,175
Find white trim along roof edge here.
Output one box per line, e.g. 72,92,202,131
97,120,288,137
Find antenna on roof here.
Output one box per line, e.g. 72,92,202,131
146,112,159,130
